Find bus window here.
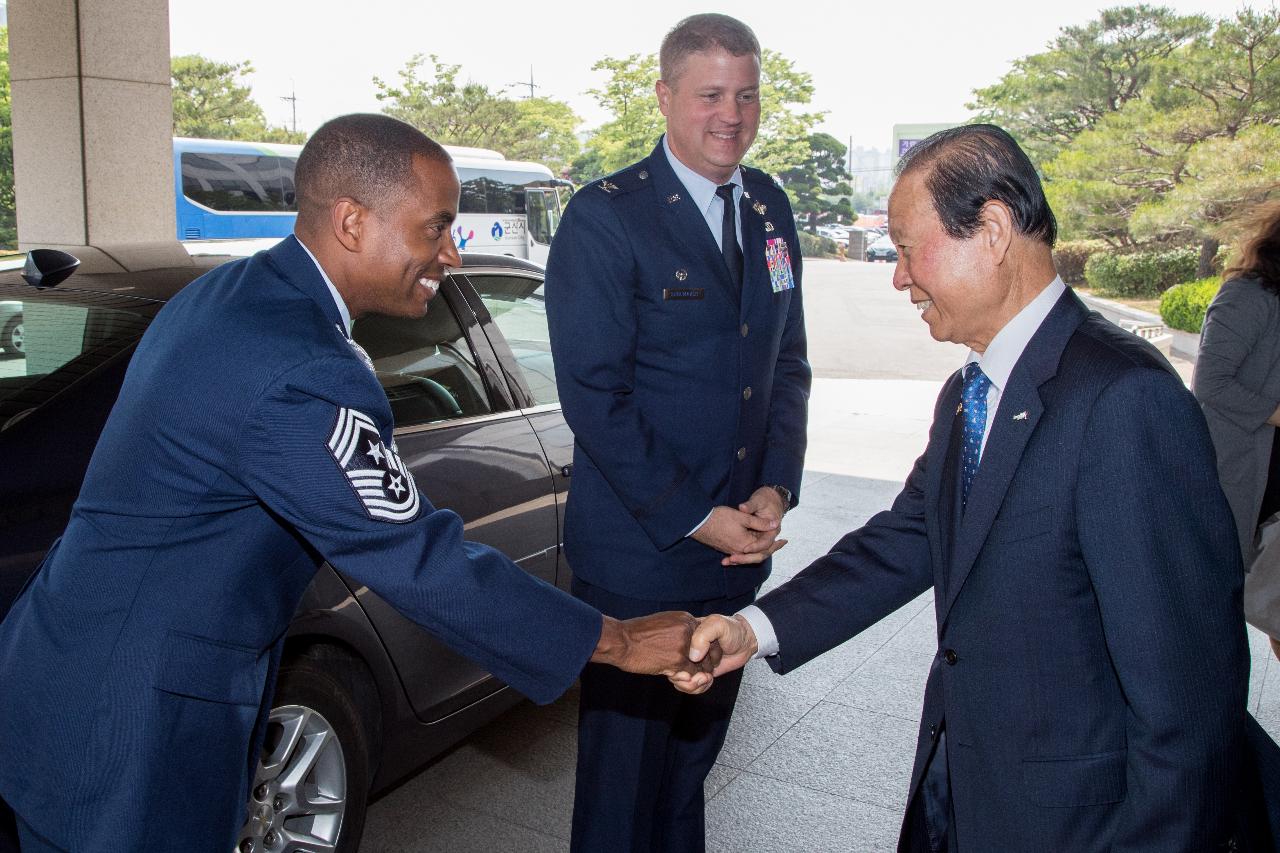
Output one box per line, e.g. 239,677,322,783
181,152,297,213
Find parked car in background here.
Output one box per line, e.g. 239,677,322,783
0,301,21,355
0,245,574,853
865,234,899,263
816,225,849,248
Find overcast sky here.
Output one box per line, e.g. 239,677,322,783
169,0,1257,152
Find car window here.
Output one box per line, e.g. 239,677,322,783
353,295,493,427
469,274,558,407
0,293,151,431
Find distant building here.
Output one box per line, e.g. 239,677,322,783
848,146,893,195
892,122,962,172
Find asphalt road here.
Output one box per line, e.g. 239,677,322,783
801,258,968,381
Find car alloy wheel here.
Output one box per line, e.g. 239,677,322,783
236,652,374,853
237,704,348,853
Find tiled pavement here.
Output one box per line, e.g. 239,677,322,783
363,376,1280,852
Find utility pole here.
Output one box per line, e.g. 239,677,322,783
510,66,539,99
280,83,298,134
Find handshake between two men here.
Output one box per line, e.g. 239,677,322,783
591,485,785,686
594,610,755,693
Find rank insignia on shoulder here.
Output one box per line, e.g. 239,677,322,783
599,180,619,193
764,221,775,233
667,193,681,204
753,202,767,216
327,407,421,523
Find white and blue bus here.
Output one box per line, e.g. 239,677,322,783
174,138,571,265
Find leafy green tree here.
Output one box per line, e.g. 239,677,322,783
581,54,664,176
968,5,1210,165
0,27,14,249
374,54,581,174
171,54,302,142
1042,7,1280,270
507,97,581,176
749,50,823,181
778,133,852,231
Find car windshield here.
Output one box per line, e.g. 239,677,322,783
0,286,153,431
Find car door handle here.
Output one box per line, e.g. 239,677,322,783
559,464,572,478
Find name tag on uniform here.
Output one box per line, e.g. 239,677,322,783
663,287,705,300
765,238,796,293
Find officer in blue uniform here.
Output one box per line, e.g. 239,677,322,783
545,14,811,853
0,114,707,852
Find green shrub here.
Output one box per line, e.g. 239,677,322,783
797,231,837,258
1053,240,1108,285
1084,245,1200,298
1159,276,1221,333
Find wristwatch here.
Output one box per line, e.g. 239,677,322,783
766,484,792,513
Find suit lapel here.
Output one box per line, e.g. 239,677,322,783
647,141,737,298
925,374,964,596
939,289,1091,624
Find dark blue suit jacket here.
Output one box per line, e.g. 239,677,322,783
0,236,601,851
545,140,811,601
758,289,1249,851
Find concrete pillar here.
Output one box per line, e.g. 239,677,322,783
8,0,184,265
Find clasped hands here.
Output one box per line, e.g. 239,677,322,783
692,486,789,566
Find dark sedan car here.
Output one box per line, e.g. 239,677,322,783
0,247,572,852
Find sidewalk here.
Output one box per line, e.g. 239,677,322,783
362,376,1280,852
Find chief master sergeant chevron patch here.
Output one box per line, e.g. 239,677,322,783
327,407,421,522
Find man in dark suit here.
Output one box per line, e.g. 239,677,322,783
544,13,810,852
681,125,1250,851
0,114,709,853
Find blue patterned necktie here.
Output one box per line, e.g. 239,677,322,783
961,362,991,508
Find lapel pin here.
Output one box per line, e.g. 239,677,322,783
956,403,964,415
675,269,688,281
638,170,649,180
1012,411,1028,421
599,180,619,193
753,201,767,216
667,193,681,204
764,221,775,232
743,191,751,199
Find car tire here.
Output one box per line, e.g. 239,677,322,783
238,651,376,853
2,315,22,355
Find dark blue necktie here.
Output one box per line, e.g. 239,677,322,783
715,183,743,285
961,362,991,508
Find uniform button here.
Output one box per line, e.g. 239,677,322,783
743,386,753,401
736,447,747,461
740,323,749,337
943,649,958,665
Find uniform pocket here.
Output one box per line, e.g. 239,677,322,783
1021,748,1126,807
153,630,266,706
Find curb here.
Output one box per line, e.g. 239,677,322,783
1078,293,1199,364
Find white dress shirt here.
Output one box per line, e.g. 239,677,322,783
740,276,1068,658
